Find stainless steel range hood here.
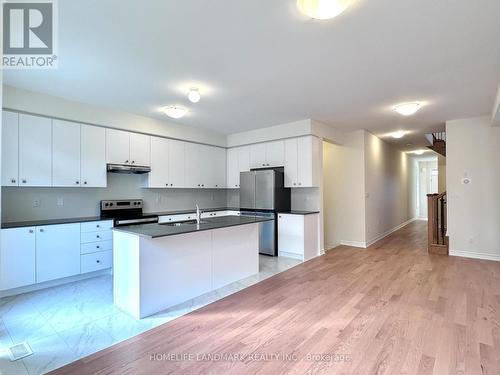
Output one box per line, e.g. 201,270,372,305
106,164,151,174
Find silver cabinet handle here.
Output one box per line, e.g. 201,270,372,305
96,235,100,239
39,229,44,232
83,181,88,185
125,160,129,164
22,179,27,184
298,182,302,186
131,161,135,164
11,179,16,183
96,245,100,249
170,184,173,186
96,225,100,228
29,229,34,234
76,180,80,185
96,260,101,264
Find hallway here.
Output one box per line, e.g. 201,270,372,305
52,221,500,375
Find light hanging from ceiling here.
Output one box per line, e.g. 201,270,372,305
297,0,351,20
393,102,422,116
163,106,188,119
188,88,201,103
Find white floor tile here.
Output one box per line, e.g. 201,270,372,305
21,334,76,375
58,322,114,358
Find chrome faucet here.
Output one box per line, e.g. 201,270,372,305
196,204,201,224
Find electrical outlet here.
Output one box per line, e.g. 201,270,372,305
33,198,40,208
57,197,64,206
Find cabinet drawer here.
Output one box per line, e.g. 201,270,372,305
158,213,196,223
81,230,112,243
81,251,112,274
81,220,113,233
81,240,112,255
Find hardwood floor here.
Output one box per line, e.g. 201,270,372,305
50,221,500,375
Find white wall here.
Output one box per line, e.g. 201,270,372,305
2,85,226,147
364,132,415,245
446,116,500,261
2,174,227,222
322,131,366,248
438,154,446,193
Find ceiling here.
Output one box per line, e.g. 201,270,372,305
4,0,500,150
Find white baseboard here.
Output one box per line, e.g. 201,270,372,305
0,269,112,298
449,250,500,262
339,218,418,249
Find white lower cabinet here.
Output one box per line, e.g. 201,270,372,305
81,251,112,273
36,223,81,283
278,213,320,261
1,220,114,292
0,227,36,290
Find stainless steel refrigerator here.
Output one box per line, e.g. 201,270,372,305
239,168,291,256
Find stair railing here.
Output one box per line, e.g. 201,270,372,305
427,192,448,255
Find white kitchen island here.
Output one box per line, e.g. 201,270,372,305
112,216,269,319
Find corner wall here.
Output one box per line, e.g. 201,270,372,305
446,116,500,261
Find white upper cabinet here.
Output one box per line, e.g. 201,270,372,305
18,114,52,187
250,143,267,168
226,146,250,188
0,227,36,290
250,141,284,168
184,143,225,189
81,125,107,187
284,136,320,188
266,140,285,167
148,136,170,188
130,133,151,166
168,139,185,188
52,120,81,187
1,111,19,186
211,147,226,188
284,138,299,187
106,129,150,166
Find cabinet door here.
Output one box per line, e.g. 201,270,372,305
52,120,81,187
149,136,169,188
81,125,107,187
212,147,226,188
266,140,285,167
36,223,81,283
130,133,151,166
106,129,130,164
0,227,36,290
168,139,185,188
238,146,251,172
199,145,215,188
18,114,52,187
278,214,304,255
297,136,319,187
284,138,298,187
250,143,267,168
1,111,19,186
185,143,203,188
226,148,239,188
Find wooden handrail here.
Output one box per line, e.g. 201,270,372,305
427,192,448,255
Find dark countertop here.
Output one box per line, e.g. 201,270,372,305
112,215,273,238
278,210,320,215
1,216,107,229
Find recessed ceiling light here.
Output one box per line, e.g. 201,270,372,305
163,106,188,119
393,102,422,116
297,0,351,20
390,130,407,139
188,88,201,103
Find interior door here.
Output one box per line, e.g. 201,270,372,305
255,170,275,210
240,172,256,209
52,120,81,187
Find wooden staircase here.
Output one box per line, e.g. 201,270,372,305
427,192,448,255
426,132,446,157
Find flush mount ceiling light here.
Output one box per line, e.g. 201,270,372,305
163,106,188,119
413,150,426,155
297,0,351,20
393,102,422,116
390,130,407,139
188,88,201,103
